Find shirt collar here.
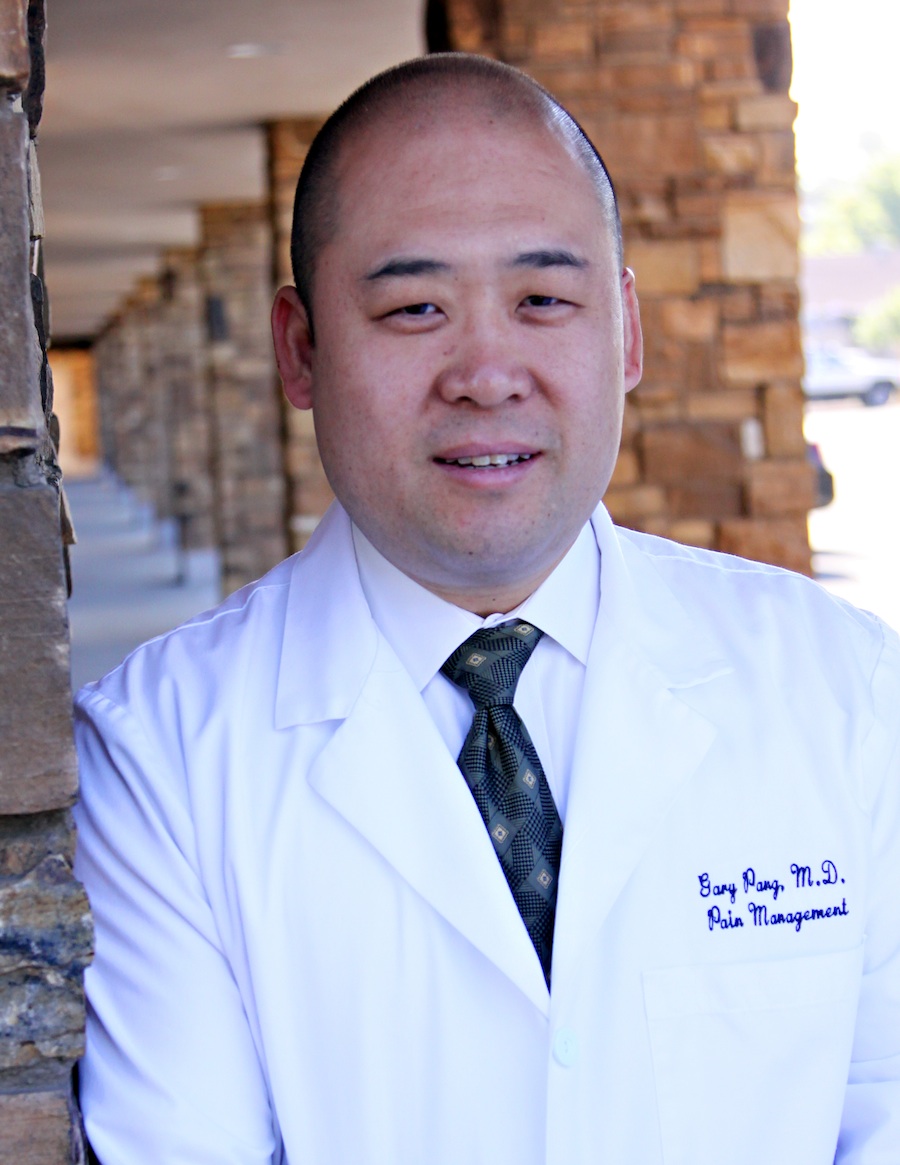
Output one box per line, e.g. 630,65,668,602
352,523,600,693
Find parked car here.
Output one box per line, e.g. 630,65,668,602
803,345,900,407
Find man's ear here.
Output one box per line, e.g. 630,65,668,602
620,267,643,393
272,285,314,410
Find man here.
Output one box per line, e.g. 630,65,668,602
74,55,899,1164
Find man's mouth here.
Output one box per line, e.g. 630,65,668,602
436,453,535,469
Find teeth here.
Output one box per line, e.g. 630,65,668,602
444,453,533,468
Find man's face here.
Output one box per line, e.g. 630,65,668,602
274,102,642,612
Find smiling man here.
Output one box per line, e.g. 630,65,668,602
74,55,899,1165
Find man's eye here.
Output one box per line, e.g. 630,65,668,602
522,295,561,308
396,302,438,316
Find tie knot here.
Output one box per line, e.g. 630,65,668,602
441,620,544,709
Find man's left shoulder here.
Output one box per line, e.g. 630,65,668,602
616,523,896,673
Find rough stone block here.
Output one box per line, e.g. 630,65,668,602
0,811,74,878
662,298,718,341
722,190,799,282
0,480,77,814
686,388,758,422
604,483,667,523
735,93,797,131
758,129,797,185
669,479,743,519
746,457,816,516
722,319,802,384
731,0,792,18
762,381,806,457
628,239,701,295
531,21,593,59
602,59,698,91
0,854,92,975
0,0,29,88
669,518,716,548
702,133,760,175
642,421,743,485
699,103,731,131
718,515,811,574
584,112,698,178
0,1090,72,1163
676,27,751,60
632,381,682,423
698,239,721,283
0,104,42,434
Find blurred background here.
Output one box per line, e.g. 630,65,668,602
36,0,900,686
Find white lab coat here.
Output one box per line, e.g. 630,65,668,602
73,502,900,1165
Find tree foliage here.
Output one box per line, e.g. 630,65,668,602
853,286,900,354
806,156,900,255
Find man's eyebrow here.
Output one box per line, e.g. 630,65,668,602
510,249,589,270
363,257,453,282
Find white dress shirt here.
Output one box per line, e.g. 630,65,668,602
352,522,600,823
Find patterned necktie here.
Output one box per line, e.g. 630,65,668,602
441,620,563,988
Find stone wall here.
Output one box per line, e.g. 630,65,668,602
444,0,812,573
0,1,93,1159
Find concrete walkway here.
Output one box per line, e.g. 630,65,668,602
66,471,221,692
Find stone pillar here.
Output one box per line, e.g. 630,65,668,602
200,202,288,593
444,0,811,574
266,119,331,552
0,0,93,1158
157,248,217,551
92,279,173,520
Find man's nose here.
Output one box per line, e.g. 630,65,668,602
436,324,534,407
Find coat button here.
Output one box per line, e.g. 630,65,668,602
552,1027,578,1067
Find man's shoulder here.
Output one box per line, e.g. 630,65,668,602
77,553,301,715
614,523,893,666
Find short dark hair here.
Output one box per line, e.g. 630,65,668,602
290,53,623,334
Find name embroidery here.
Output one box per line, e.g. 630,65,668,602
698,861,849,934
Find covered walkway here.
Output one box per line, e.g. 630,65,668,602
66,472,220,691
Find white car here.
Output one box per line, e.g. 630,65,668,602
803,346,900,407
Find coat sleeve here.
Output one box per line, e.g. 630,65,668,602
73,684,279,1165
837,620,900,1162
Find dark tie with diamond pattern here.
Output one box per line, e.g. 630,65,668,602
441,620,563,988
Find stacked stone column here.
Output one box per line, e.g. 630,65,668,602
0,1,93,1158
199,202,288,592
93,278,173,519
157,247,217,551
445,0,812,573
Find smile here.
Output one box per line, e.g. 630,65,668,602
437,453,535,468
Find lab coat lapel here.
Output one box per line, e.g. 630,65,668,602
552,508,731,985
275,505,550,1016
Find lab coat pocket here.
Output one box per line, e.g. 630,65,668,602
642,944,864,1165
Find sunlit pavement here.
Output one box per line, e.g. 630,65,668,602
66,471,221,691
805,396,900,632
